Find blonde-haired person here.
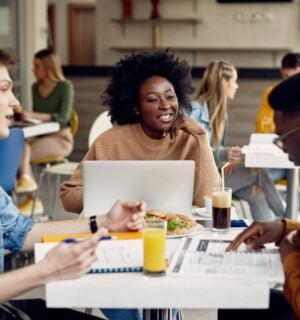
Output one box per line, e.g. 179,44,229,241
190,60,285,221
16,49,74,215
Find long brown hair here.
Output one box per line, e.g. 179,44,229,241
196,60,236,146
34,49,65,82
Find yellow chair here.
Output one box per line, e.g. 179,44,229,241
70,108,79,136
31,110,79,219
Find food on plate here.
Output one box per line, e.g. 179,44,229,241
145,210,197,235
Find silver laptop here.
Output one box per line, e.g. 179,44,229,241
82,160,195,216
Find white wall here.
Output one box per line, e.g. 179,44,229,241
19,0,48,109
95,0,300,67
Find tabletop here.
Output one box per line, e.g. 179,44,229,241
45,228,270,310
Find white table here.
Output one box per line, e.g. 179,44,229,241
243,134,299,220
22,122,60,138
45,229,270,320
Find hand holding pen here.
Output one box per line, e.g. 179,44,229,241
38,228,108,282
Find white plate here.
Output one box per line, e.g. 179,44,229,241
166,224,204,238
193,207,212,218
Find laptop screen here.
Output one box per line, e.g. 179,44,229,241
82,160,195,216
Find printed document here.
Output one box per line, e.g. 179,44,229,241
168,236,284,284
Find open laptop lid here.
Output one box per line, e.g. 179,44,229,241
82,160,195,217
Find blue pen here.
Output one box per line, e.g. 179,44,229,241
100,236,116,241
63,238,77,243
63,236,115,243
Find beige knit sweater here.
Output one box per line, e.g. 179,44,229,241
60,123,221,213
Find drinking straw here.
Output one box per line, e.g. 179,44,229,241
221,162,230,191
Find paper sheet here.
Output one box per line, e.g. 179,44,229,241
168,236,284,284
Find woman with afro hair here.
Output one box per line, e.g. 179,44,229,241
60,50,221,213
60,50,221,320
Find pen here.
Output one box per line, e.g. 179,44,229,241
100,236,116,240
63,238,77,243
63,236,116,243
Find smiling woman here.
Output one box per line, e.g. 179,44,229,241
60,50,221,215
138,75,179,139
60,50,221,320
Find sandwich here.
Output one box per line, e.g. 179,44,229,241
145,210,197,235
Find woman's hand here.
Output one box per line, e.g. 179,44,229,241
21,110,51,122
39,229,106,282
227,146,243,165
170,114,206,143
21,111,36,121
103,200,146,232
224,163,237,174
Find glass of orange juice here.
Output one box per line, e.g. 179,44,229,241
143,220,166,276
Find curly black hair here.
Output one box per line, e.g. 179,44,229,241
102,50,194,125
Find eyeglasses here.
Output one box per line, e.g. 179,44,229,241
273,126,300,150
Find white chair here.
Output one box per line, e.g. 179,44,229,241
88,110,113,147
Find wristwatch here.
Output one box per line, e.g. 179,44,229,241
89,215,98,233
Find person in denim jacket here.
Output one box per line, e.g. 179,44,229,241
0,50,145,320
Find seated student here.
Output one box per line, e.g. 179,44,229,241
256,52,300,182
60,50,221,320
190,60,285,221
222,72,300,320
15,49,74,216
0,49,145,320
60,50,221,213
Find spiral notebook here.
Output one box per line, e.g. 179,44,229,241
35,239,143,273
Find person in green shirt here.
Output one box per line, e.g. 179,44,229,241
15,49,74,215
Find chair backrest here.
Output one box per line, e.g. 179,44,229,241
88,111,113,147
0,128,24,194
70,109,79,137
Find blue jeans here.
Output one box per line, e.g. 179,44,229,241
101,309,142,320
101,308,179,320
266,168,287,182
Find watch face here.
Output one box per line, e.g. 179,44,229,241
90,216,98,233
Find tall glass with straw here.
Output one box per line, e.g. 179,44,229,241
212,162,232,232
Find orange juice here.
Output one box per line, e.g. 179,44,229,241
143,227,166,274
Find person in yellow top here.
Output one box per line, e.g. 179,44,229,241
256,52,300,134
220,73,300,320
256,85,276,133
256,52,300,183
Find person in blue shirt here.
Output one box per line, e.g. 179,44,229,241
190,60,285,221
0,49,145,320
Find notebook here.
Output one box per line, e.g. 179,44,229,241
82,160,195,216
35,239,143,273
42,231,143,243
